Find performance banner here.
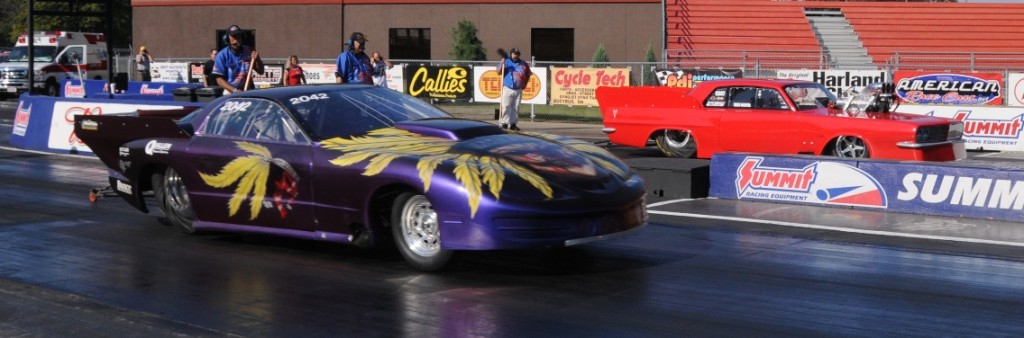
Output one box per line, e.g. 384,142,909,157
473,66,547,104
150,62,190,83
710,153,1024,223
655,68,742,88
405,65,473,100
776,69,887,103
252,64,284,88
893,71,1003,106
897,104,1024,151
301,64,337,84
1007,73,1024,107
550,67,630,106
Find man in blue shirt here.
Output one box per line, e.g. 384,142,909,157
498,48,528,131
212,25,264,94
335,32,373,84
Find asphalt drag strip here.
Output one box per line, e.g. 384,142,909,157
647,198,1024,257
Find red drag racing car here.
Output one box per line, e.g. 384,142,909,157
596,79,965,162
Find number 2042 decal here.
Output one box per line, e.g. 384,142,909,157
290,93,329,105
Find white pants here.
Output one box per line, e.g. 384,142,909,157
500,86,522,125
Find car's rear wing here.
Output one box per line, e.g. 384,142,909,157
74,111,192,173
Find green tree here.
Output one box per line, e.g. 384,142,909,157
643,40,657,85
449,19,486,61
592,43,609,66
5,0,132,48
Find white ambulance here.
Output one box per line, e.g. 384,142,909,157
0,31,109,97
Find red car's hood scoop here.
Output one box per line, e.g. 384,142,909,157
394,119,505,141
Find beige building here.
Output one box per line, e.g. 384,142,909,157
131,0,662,62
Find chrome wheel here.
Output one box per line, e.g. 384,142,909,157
154,167,196,233
655,130,697,158
391,192,452,271
834,136,869,158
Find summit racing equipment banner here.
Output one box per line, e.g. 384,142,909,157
655,68,742,88
550,67,630,106
710,153,1024,223
473,66,547,104
776,69,887,104
897,104,1024,151
893,71,1003,106
404,65,473,100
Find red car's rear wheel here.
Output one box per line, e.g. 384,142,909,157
656,130,697,158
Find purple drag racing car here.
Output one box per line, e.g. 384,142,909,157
74,85,647,270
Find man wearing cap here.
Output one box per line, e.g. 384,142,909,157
136,46,153,82
335,32,374,84
212,25,264,94
498,48,528,131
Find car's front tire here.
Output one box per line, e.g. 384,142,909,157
391,192,452,271
152,167,197,234
832,136,869,158
655,129,697,158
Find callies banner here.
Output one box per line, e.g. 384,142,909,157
405,65,473,100
893,71,1003,106
550,67,630,106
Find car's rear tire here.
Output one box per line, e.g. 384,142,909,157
832,136,869,158
152,167,197,234
655,130,697,158
391,192,452,271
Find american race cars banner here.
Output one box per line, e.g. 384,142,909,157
893,71,1004,106
776,69,887,104
655,68,742,88
473,66,547,104
550,67,630,106
405,65,473,100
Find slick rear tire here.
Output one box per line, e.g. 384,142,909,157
655,130,697,158
391,192,452,271
152,167,197,234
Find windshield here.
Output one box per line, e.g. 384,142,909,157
7,46,58,62
783,83,838,111
284,86,452,141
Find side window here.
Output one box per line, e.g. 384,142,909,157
705,88,728,107
243,102,309,143
752,88,788,110
727,87,756,108
203,98,309,143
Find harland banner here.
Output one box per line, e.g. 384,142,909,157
405,65,473,100
550,67,630,106
473,66,547,104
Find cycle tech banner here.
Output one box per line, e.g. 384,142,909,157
776,69,887,103
897,104,1024,151
893,71,1003,106
655,68,742,88
1007,73,1024,107
710,153,1024,223
550,67,630,106
473,66,547,104
404,65,472,100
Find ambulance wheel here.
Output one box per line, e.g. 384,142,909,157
44,79,59,97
